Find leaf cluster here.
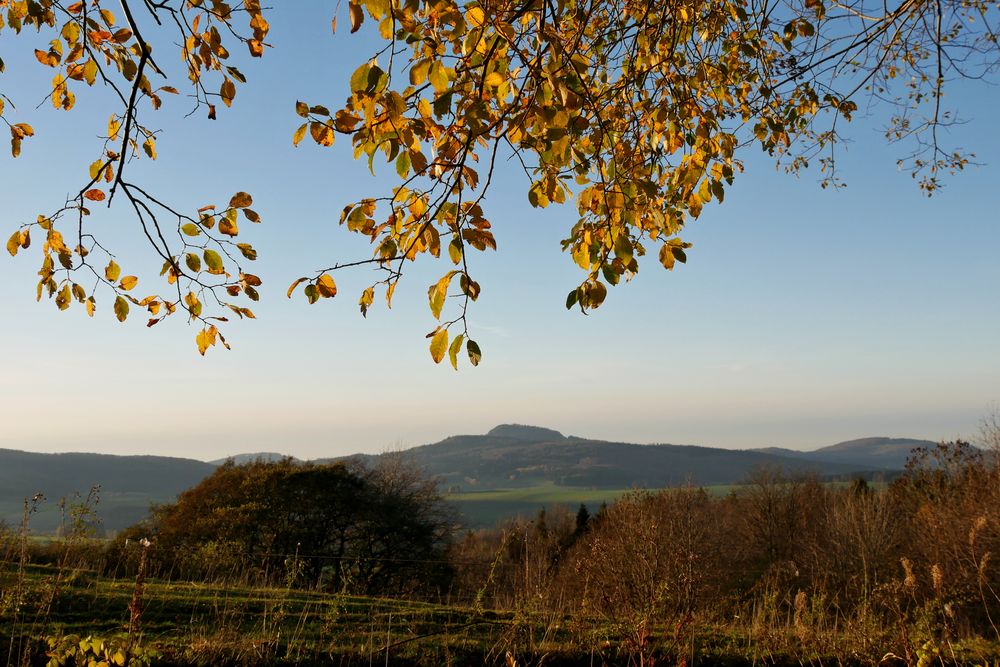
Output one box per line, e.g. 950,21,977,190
3,0,994,359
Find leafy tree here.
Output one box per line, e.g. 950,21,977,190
3,0,995,362
115,459,454,595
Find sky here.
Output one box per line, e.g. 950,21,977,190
0,4,997,461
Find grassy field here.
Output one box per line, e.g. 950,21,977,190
447,483,748,527
0,564,590,666
5,562,999,667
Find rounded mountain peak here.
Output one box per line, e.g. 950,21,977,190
486,424,566,442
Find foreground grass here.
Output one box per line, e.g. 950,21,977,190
2,566,571,666
5,565,1000,666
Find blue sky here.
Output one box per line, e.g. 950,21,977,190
1,4,997,460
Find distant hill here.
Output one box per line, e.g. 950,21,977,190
0,449,215,534
345,425,897,492
752,437,935,471
0,427,930,534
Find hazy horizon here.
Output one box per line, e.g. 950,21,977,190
0,417,977,462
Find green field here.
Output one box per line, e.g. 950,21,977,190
449,484,624,527
447,483,747,527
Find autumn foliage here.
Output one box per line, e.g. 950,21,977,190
2,0,995,360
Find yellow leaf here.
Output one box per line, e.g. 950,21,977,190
142,136,156,160
658,244,676,270
85,297,96,317
119,275,138,291
316,273,337,298
428,272,453,320
83,59,97,85
218,214,239,237
62,21,81,45
359,285,374,317
466,6,485,27
89,159,105,180
196,326,218,355
34,49,57,67
6,231,20,257
105,260,121,282
287,277,307,298
292,123,308,146
310,122,335,147
428,61,449,93
429,328,448,363
56,284,71,310
484,71,504,88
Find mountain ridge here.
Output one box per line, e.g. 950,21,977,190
0,426,933,532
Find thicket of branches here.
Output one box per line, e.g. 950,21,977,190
450,436,1000,663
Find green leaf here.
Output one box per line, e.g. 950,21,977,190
395,150,411,178
448,238,463,265
466,339,482,366
204,249,224,273
114,296,128,322
350,63,372,93
614,233,633,264
448,333,464,370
